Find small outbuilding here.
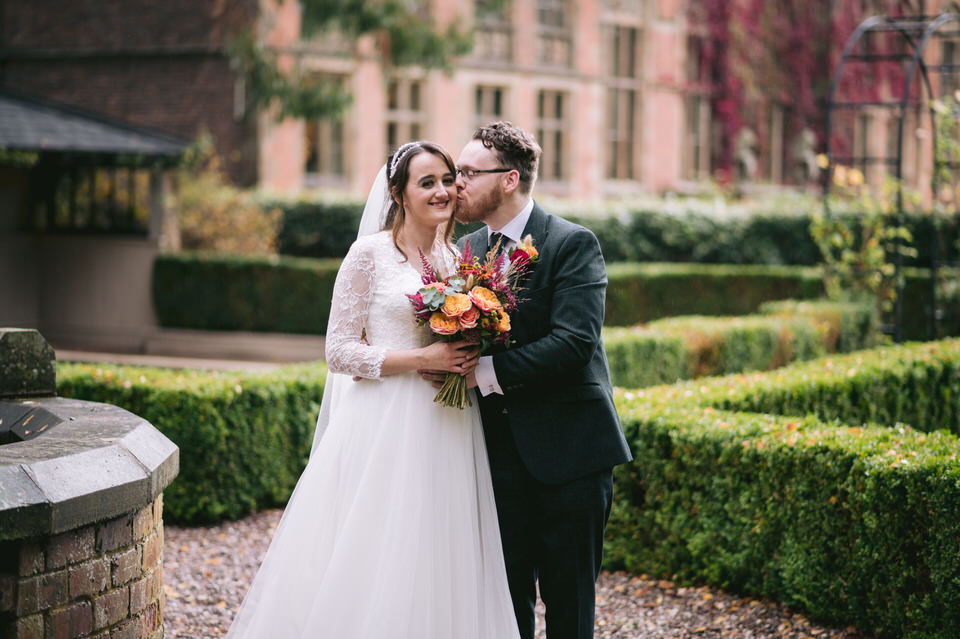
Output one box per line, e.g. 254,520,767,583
0,89,187,352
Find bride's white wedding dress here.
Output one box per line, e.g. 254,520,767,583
226,230,519,639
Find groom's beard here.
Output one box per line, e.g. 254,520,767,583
456,186,504,224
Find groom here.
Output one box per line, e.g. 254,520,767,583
454,122,632,639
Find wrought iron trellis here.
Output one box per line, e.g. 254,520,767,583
824,13,960,342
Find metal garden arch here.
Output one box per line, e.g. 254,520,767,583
824,12,960,341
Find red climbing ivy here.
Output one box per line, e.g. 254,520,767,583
688,0,920,182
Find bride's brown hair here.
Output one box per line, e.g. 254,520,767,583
384,141,457,261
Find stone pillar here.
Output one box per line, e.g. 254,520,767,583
0,329,179,639
0,328,56,399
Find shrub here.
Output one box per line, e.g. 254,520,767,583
152,253,340,334
264,192,960,269
759,299,882,353
176,145,280,256
56,361,326,523
268,197,364,258
604,263,824,325
603,302,878,388
152,252,957,341
602,328,689,388
647,315,826,376
607,338,960,638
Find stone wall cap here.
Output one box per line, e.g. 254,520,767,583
0,397,178,540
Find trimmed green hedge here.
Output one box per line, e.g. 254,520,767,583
152,253,340,334
152,256,832,335
57,333,960,634
264,195,960,268
603,301,879,388
607,338,960,637
56,362,326,524
604,262,824,325
606,264,957,338
153,252,956,342
759,299,881,353
603,327,689,389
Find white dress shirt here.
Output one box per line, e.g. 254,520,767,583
475,198,534,396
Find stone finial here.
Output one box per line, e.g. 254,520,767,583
0,328,56,398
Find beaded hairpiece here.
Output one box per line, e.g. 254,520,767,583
388,141,422,179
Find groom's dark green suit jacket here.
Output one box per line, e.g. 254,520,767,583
459,202,632,485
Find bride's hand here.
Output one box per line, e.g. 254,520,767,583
420,341,479,375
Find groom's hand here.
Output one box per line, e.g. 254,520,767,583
417,367,478,389
418,369,447,388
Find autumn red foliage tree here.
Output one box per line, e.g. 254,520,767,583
688,0,920,183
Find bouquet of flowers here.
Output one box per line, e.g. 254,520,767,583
408,235,539,408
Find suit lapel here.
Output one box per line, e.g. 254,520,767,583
521,201,549,242
516,202,549,290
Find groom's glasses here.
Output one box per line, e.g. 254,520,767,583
456,167,511,181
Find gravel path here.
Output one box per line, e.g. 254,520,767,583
162,509,869,638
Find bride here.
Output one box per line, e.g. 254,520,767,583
225,141,520,638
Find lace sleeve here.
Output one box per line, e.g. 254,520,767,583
324,241,387,379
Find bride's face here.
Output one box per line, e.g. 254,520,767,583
401,152,457,231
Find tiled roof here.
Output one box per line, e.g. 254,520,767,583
0,90,187,157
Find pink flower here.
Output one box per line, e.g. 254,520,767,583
459,305,480,329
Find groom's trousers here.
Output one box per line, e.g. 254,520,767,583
481,399,614,639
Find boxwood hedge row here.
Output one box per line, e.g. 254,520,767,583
153,253,340,334
153,256,828,335
153,250,954,340
55,362,326,524
58,300,870,522
603,263,824,325
56,335,960,635
607,338,960,638
603,300,879,388
264,196,960,268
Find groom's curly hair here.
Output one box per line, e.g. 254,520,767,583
473,122,541,194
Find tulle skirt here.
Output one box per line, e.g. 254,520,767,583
225,372,519,638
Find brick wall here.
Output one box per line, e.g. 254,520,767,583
0,0,256,52
0,496,166,639
0,0,260,185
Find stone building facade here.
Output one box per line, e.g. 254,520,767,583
4,0,952,199
283,0,697,199
0,0,702,198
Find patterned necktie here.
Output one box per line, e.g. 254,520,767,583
488,232,504,255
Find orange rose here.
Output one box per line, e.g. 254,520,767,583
429,312,460,336
459,305,480,329
442,293,472,318
493,310,511,333
468,286,502,312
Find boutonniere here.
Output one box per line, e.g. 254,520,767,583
505,234,538,289
508,234,539,267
